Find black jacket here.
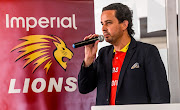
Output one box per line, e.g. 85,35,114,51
78,38,170,105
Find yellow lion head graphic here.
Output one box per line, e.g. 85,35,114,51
11,35,73,74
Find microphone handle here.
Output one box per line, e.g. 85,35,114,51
73,37,99,48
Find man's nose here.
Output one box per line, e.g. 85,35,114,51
102,25,107,31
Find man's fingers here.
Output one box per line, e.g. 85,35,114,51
83,34,99,40
84,34,92,40
94,40,99,47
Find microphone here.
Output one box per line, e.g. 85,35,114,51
72,35,104,48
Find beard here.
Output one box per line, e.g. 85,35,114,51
104,37,113,44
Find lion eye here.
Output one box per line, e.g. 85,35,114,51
62,47,65,50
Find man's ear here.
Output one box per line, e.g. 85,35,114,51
122,20,129,30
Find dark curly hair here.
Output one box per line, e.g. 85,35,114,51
102,3,135,37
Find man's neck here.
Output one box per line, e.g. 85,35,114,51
113,35,131,51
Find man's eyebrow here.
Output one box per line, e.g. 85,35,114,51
101,20,112,24
104,20,112,22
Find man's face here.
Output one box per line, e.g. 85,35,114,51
101,10,124,44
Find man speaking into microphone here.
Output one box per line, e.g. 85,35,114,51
78,3,170,105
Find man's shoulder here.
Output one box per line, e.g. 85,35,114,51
97,45,114,58
99,45,113,53
134,41,160,57
136,41,158,50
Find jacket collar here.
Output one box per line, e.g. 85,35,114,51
106,37,137,100
128,37,137,50
116,37,137,97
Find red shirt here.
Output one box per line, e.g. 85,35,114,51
109,43,130,105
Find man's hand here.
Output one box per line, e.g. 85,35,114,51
84,34,99,67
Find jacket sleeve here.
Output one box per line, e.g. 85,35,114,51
145,45,170,103
78,60,98,94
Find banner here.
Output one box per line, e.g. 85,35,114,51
0,0,96,110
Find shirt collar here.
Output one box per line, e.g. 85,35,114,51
113,42,130,53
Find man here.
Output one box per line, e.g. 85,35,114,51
78,3,170,105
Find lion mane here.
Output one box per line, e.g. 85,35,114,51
11,35,73,74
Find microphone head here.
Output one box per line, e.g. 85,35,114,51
98,35,104,42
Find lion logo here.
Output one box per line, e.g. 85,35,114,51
11,35,73,74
